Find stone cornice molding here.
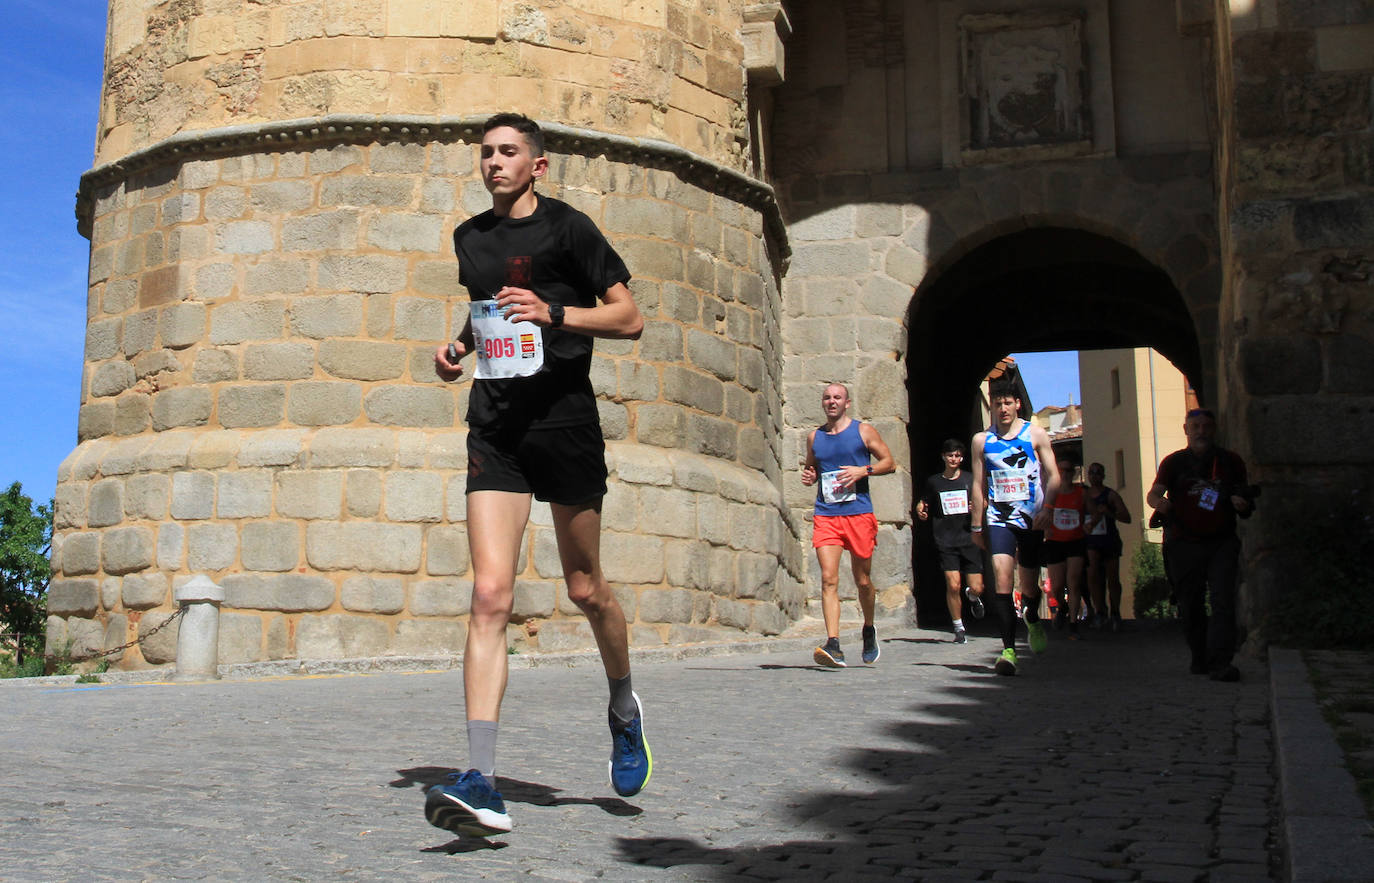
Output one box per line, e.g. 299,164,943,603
75,114,789,259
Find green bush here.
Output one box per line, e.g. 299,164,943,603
1132,540,1174,619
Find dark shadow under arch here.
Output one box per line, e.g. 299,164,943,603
905,227,1204,627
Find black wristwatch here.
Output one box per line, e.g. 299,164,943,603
548,304,565,328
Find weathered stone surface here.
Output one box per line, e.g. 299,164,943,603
318,340,406,380
306,522,422,572
222,573,336,611
87,479,125,529
216,470,273,518
187,522,238,572
47,579,100,617
137,612,179,665
102,526,154,575
243,343,315,381
286,381,363,426
289,294,364,338
1293,194,1374,249
602,533,665,584
410,578,472,616
536,620,597,652
391,618,465,655
1241,335,1323,395
296,614,390,660
121,572,169,610
169,471,215,520
218,384,287,428
363,386,454,427
217,613,264,664
1248,395,1374,464
241,522,300,572
151,387,212,430
341,575,406,614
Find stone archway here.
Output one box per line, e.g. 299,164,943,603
905,226,1205,627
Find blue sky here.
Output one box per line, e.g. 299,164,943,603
0,2,106,506
1010,350,1081,412
0,4,1079,508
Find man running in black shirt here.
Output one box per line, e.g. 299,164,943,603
427,113,649,837
917,439,986,643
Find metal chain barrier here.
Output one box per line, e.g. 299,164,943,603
44,605,187,663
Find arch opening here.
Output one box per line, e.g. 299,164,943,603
905,227,1206,627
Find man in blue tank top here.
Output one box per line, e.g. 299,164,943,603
801,383,896,667
971,377,1061,676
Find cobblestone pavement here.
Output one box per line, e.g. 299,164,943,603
1,622,1279,881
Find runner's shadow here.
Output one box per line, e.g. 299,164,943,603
884,637,948,645
422,837,509,853
391,767,641,817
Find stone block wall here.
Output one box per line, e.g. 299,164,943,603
1218,1,1374,626
100,0,749,170
57,130,798,668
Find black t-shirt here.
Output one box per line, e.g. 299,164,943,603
1153,446,1249,541
453,196,631,429
923,470,975,550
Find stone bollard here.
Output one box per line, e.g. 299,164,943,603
174,575,225,681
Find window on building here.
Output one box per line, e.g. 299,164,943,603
1114,449,1126,489
1110,367,1121,407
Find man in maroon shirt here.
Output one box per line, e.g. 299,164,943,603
1146,409,1255,681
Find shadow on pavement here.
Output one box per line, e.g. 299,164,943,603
614,623,1275,880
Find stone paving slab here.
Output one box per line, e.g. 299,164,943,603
1,622,1280,881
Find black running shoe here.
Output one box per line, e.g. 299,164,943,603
964,587,985,619
861,626,880,664
953,628,968,644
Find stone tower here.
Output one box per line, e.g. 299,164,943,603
53,1,820,668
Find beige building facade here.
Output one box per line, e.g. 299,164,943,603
50,1,1374,666
1079,347,1190,613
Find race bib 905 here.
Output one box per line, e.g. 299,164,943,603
471,301,544,380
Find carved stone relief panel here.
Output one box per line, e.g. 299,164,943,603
961,11,1088,151
939,1,1115,167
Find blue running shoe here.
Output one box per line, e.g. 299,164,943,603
425,769,512,836
609,692,652,798
861,625,880,664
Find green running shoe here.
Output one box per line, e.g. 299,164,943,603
994,647,1018,676
1026,618,1048,654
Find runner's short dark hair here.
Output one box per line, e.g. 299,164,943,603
1186,408,1216,421
941,438,965,455
483,112,544,156
988,377,1019,401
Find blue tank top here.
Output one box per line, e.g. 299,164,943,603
812,420,873,516
982,419,1042,529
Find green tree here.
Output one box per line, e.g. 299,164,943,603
0,482,53,653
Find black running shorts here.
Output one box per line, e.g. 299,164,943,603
937,543,983,575
1043,538,1087,565
466,422,608,505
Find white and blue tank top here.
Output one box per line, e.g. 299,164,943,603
982,419,1043,530
812,420,873,517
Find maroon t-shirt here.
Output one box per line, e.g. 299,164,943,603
1153,447,1248,540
